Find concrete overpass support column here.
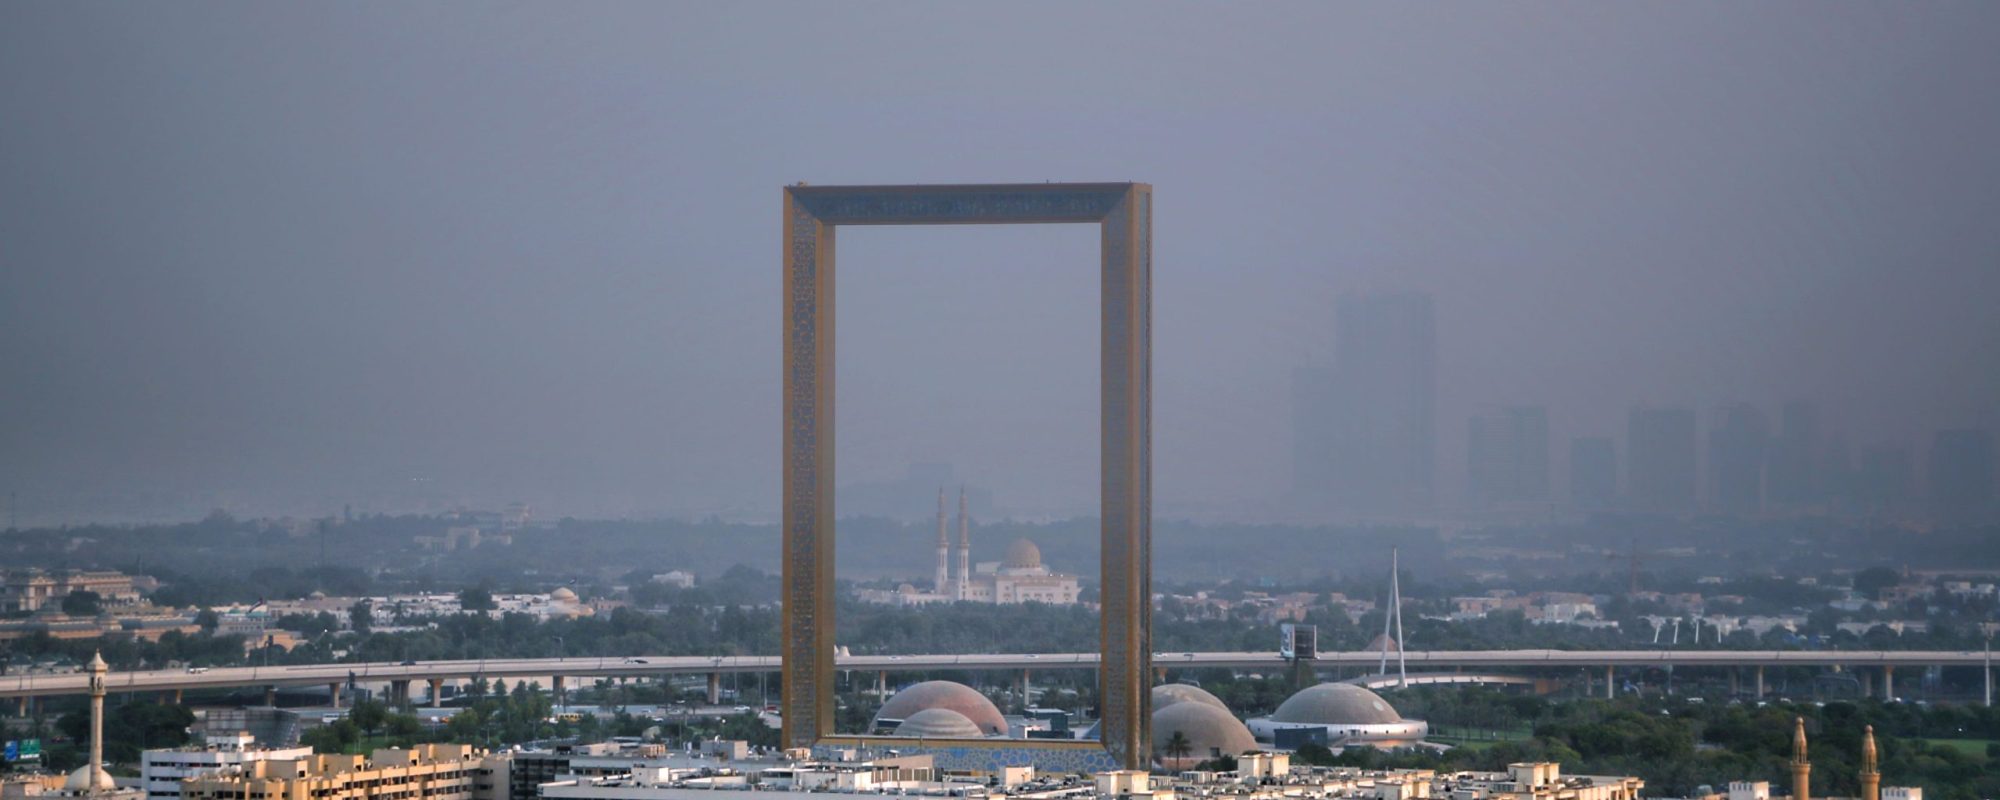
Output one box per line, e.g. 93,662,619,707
1020,670,1031,708
169,689,182,705
328,682,342,709
707,673,722,706
389,680,410,706
1755,666,1765,699
1729,669,1739,696
552,676,565,708
429,678,443,708
265,686,277,707
1985,662,1992,707
874,671,885,699
1882,666,1894,701
1861,669,1873,698
1605,666,1614,699
16,696,28,717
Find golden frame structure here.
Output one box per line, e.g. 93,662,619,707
782,182,1154,769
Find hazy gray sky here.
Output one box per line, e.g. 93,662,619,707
3,2,1997,521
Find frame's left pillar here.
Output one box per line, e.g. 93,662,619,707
781,190,838,749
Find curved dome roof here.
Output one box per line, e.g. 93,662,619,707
550,587,579,602
893,707,985,738
1004,538,1042,569
1151,683,1229,713
64,765,114,792
1270,683,1403,726
875,680,1008,735
1152,702,1257,764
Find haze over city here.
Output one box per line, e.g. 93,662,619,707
4,3,1997,524
8,5,2000,798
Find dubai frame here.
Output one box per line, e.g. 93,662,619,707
782,183,1154,769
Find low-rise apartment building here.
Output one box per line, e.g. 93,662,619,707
178,745,490,800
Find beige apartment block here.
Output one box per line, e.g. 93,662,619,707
179,745,486,800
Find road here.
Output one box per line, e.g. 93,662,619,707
4,649,1991,699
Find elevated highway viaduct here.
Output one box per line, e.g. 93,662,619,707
4,649,1991,709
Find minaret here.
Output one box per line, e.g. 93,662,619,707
934,488,950,594
1791,716,1811,800
83,651,111,793
954,488,971,599
1859,725,1880,800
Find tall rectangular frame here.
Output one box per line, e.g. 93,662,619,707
782,182,1153,769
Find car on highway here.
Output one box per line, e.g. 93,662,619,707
733,705,751,713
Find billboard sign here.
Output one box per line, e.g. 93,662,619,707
1280,623,1317,660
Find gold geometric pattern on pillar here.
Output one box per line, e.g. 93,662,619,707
781,183,1153,770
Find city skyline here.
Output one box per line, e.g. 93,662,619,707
3,4,1998,525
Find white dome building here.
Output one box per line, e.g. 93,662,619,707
1153,698,1259,769
1150,683,1229,713
1246,683,1428,748
892,708,986,739
873,680,1007,736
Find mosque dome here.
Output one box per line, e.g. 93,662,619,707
63,765,114,793
1004,538,1042,569
550,587,579,603
1152,701,1257,765
874,680,1008,735
892,707,985,738
1151,683,1229,713
1269,683,1403,726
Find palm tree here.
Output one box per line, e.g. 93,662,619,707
1162,730,1192,764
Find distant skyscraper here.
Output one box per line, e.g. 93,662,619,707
1929,429,1995,522
1570,436,1617,509
1292,293,1435,514
1466,406,1550,508
1628,405,1698,514
1291,365,1341,502
1768,401,1819,507
1819,434,1856,511
1856,443,1913,513
1707,402,1769,515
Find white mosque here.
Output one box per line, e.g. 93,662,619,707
858,489,1081,607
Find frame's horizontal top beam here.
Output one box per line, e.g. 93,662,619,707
788,182,1147,225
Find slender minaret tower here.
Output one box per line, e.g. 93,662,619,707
1791,716,1811,800
84,651,111,794
1859,725,1880,800
934,488,950,594
954,488,971,599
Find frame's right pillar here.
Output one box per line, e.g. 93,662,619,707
1098,185,1153,770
